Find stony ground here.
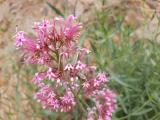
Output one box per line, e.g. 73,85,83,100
0,0,160,120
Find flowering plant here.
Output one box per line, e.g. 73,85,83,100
15,15,117,120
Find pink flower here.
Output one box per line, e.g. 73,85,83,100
82,81,90,89
33,72,46,87
75,60,86,70
34,85,61,111
64,15,82,42
97,73,108,83
33,20,51,44
93,89,117,120
34,19,51,31
80,48,91,54
87,107,96,120
93,73,109,87
64,64,73,71
15,31,26,47
46,68,56,80
48,98,60,110
60,91,75,112
50,15,82,46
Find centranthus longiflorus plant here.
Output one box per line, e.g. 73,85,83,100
15,15,117,120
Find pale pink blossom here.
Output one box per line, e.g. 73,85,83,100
33,72,46,87
64,64,73,71
87,107,96,120
82,81,90,89
75,60,86,70
80,48,91,54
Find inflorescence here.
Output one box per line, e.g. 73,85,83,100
15,15,117,120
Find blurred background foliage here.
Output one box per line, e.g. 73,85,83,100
0,0,160,120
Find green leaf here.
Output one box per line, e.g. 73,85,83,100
132,108,153,116
46,2,64,17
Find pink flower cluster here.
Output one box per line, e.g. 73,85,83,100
15,15,117,120
88,89,117,120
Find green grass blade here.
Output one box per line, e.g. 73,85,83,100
46,2,64,17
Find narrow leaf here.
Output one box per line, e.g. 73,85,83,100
46,2,64,17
